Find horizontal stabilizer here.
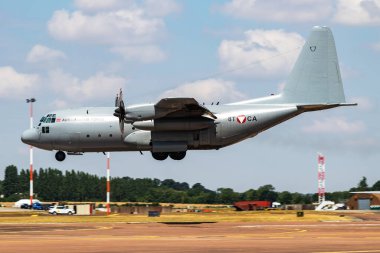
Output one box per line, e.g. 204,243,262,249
297,103,357,112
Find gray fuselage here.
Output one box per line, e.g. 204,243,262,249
22,103,300,153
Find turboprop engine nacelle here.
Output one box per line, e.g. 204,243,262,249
125,104,156,121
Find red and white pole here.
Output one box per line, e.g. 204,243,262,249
26,98,36,206
106,152,111,215
29,145,33,206
317,153,326,204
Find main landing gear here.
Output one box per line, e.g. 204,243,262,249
55,151,66,162
151,151,186,161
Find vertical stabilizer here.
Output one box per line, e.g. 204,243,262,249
281,26,346,104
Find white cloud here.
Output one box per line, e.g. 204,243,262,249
218,29,304,78
221,0,333,22
110,45,166,63
49,69,126,102
26,44,66,63
51,99,69,109
48,9,163,45
74,0,180,16
302,117,365,134
0,66,39,98
160,78,246,103
48,1,179,63
334,0,380,25
74,0,126,11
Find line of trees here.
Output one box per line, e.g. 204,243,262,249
0,165,379,204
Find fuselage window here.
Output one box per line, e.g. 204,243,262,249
42,126,50,134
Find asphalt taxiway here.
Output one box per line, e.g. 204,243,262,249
1,221,380,253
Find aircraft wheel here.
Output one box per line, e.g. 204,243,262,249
169,151,186,160
151,152,169,161
55,151,66,162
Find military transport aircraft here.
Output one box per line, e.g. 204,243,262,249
21,26,356,161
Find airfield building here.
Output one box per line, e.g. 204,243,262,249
347,191,380,210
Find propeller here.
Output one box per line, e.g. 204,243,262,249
113,89,126,134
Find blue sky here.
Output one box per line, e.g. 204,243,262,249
1,0,379,194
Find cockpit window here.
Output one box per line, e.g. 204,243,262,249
42,114,56,124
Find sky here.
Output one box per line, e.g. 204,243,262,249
0,0,379,194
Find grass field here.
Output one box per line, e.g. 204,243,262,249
0,209,353,224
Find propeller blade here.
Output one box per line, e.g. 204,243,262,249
114,88,126,134
119,118,124,133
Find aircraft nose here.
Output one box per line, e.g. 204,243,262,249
21,128,39,145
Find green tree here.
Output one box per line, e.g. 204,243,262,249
278,191,292,204
350,177,369,191
3,165,19,197
241,189,258,200
372,180,380,191
217,188,240,204
291,192,305,204
18,169,29,196
0,180,3,197
257,185,278,202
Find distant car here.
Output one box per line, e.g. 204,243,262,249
49,205,75,215
14,199,40,208
32,202,51,210
20,203,31,209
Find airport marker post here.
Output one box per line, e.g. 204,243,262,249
317,153,326,204
26,98,36,206
106,152,111,215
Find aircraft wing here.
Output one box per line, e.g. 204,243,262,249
155,98,217,119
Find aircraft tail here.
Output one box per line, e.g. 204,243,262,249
232,26,356,108
281,26,346,104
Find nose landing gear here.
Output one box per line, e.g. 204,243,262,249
55,151,66,162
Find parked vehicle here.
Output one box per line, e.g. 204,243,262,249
49,205,75,215
233,201,272,211
20,203,31,209
32,202,51,210
15,199,40,208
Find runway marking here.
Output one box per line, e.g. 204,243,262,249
0,225,113,234
313,250,380,253
237,223,380,228
269,236,294,239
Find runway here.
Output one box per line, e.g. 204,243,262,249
1,221,380,253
